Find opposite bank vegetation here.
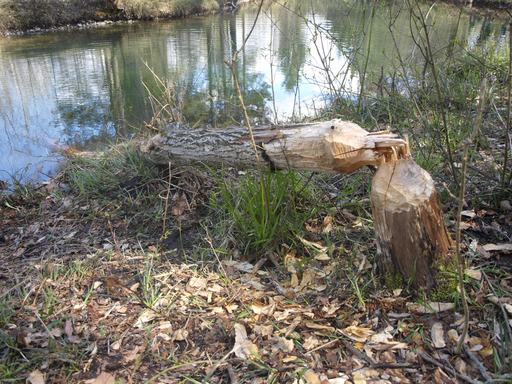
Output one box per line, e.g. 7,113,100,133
0,0,511,35
1,0,512,383
0,0,232,34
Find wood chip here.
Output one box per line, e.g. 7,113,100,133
482,243,512,251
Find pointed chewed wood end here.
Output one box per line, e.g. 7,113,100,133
263,119,407,174
371,152,453,291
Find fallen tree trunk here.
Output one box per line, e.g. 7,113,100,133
137,120,406,174
134,119,453,291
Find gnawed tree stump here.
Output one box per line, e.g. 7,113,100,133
371,151,452,291
132,119,453,291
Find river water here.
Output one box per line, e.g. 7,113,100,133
0,0,508,182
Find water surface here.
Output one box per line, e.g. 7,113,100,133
0,1,507,182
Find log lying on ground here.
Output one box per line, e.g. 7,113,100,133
137,120,406,174
135,119,453,291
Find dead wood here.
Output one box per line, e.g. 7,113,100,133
135,119,453,291
136,120,406,174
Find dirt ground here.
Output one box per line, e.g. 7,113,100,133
1,162,512,383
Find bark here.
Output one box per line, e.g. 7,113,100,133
371,155,452,291
137,120,406,174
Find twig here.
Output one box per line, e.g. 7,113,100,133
468,165,500,183
107,218,123,259
305,338,339,355
35,313,56,342
161,161,172,259
227,365,239,384
464,344,493,383
408,0,457,183
442,182,459,202
485,374,512,383
204,346,236,382
143,360,211,384
356,0,377,118
482,271,512,349
455,79,486,355
419,353,483,384
204,228,229,281
0,337,29,362
338,336,415,369
503,11,512,188
0,278,30,300
338,336,374,365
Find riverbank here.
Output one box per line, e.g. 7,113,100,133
0,0,510,35
1,137,512,382
0,0,224,35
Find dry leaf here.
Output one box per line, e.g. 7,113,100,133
284,288,296,301
28,370,45,384
342,324,375,342
124,345,146,363
328,377,349,384
305,322,335,333
447,329,459,343
12,247,25,257
93,281,102,290
253,324,274,338
301,369,321,384
64,320,73,339
251,298,276,316
298,268,316,292
369,331,392,343
174,329,188,341
467,269,482,280
455,357,467,376
369,342,408,351
277,337,294,353
303,335,320,351
172,197,187,216
233,262,254,273
291,273,299,287
49,328,63,337
133,311,158,329
157,332,171,341
233,323,258,359
111,339,122,350
187,277,208,289
431,322,446,348
322,302,341,317
315,253,331,261
86,372,116,384
274,310,290,321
